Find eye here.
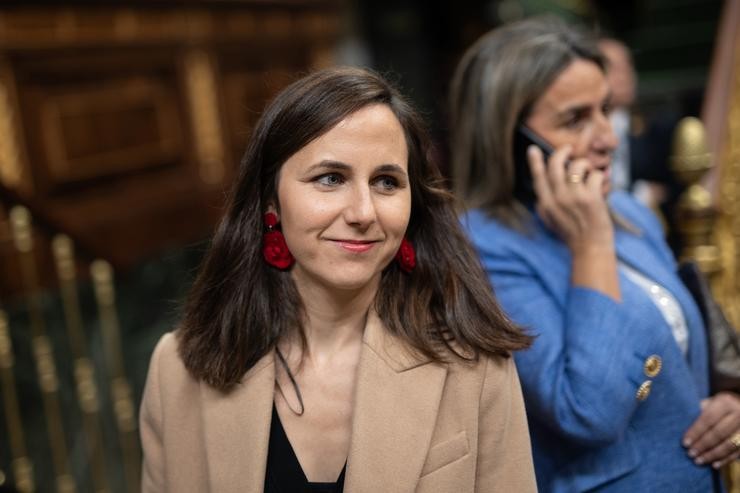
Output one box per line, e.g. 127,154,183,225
563,114,585,129
602,102,613,116
564,119,580,129
315,173,344,187
373,175,400,192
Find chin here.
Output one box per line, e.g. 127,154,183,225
323,275,381,293
601,180,612,197
311,265,385,292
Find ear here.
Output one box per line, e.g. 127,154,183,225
264,202,278,220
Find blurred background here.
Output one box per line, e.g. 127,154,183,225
0,0,737,491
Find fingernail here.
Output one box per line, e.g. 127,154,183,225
694,457,704,465
683,438,691,447
688,449,697,458
712,462,721,469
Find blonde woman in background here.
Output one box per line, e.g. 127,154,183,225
452,17,740,492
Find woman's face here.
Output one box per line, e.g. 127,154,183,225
274,103,411,295
525,58,618,195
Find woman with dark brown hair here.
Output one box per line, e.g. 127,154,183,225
139,66,535,492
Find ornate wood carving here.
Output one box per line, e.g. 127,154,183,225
0,2,340,280
0,4,341,491
38,79,182,187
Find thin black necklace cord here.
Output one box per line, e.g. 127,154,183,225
275,347,306,416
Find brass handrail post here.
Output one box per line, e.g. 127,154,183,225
9,206,76,493
0,308,34,492
670,117,720,274
52,235,110,493
91,260,140,493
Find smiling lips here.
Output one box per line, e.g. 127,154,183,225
331,239,379,253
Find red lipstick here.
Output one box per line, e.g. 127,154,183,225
334,240,377,253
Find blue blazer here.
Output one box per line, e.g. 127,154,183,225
462,191,717,492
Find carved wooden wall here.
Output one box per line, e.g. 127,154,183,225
0,4,341,492
0,3,340,298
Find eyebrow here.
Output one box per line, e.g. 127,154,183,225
555,104,590,121
305,160,407,175
305,160,352,174
375,163,408,175
554,91,613,119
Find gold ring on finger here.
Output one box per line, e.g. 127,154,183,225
567,173,583,184
729,432,740,450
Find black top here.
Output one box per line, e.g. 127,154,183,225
264,405,346,493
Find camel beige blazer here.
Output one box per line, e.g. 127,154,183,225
139,312,536,492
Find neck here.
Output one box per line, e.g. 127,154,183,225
287,272,379,364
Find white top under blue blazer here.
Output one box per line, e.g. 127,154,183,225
461,191,717,492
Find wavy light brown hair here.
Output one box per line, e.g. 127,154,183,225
178,67,531,391
449,16,605,228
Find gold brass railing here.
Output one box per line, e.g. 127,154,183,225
0,308,34,492
53,236,110,493
91,260,140,492
10,206,76,493
671,116,740,492
1,205,139,493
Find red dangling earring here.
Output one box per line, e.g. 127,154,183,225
395,237,416,273
263,212,294,270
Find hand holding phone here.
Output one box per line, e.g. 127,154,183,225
512,125,556,205
513,125,614,258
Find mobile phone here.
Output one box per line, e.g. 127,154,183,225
512,125,556,205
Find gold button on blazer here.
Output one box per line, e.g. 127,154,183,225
139,311,537,492
643,355,662,377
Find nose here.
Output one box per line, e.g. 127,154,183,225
594,112,618,152
343,185,377,230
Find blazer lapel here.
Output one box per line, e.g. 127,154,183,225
201,353,275,493
615,228,678,297
615,228,710,395
344,311,448,492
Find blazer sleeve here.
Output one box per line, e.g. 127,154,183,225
476,356,537,492
481,245,668,446
139,333,170,492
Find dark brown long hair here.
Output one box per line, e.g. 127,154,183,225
179,66,531,391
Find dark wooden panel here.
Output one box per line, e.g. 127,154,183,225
0,6,342,50
0,3,342,490
217,42,312,159
0,2,341,287
221,68,296,157
36,78,182,186
44,166,222,269
12,49,191,193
